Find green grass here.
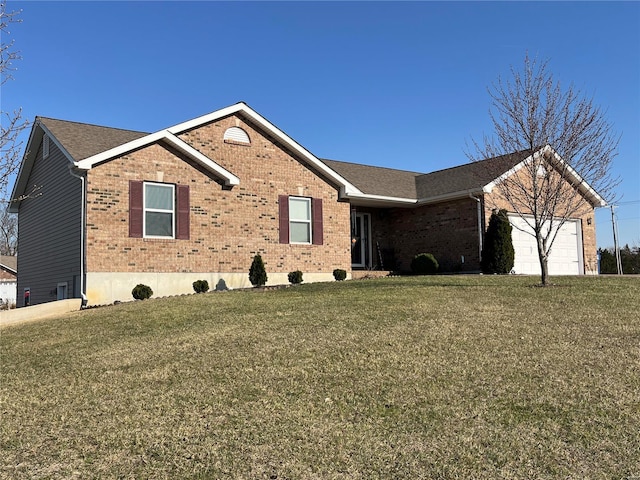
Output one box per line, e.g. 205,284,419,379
1,275,639,479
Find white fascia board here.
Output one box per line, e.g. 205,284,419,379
542,145,607,207
342,191,417,206
169,102,362,196
162,133,240,186
483,150,538,194
0,264,17,275
482,145,606,207
76,130,240,186
75,130,169,169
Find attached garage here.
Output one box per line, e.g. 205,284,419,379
508,215,584,275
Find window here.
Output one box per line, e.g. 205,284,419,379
223,126,251,144
289,197,312,243
144,182,175,238
129,181,190,240
278,195,323,245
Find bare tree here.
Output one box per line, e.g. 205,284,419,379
0,204,16,255
1,0,29,198
468,54,619,285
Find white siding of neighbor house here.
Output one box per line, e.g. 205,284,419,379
0,280,16,306
16,136,83,306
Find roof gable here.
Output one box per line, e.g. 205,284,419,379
74,102,361,196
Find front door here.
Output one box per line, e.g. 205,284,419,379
351,212,371,268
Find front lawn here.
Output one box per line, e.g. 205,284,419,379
1,275,639,479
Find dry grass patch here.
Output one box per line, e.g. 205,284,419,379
1,275,639,479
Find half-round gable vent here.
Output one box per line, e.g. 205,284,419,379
223,127,251,144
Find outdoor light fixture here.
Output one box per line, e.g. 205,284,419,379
587,217,592,225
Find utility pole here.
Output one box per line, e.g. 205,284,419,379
610,205,623,275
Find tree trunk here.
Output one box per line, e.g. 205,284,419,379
536,234,549,286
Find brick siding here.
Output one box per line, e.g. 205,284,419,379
352,198,482,273
85,114,351,276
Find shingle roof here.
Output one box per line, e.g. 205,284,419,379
37,116,532,202
322,150,531,201
414,151,531,199
321,159,420,199
0,255,17,273
39,117,148,161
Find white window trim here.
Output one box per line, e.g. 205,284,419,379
143,182,175,239
289,196,312,244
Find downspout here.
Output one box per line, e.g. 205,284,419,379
68,165,88,307
469,193,483,268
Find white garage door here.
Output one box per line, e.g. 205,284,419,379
508,215,583,275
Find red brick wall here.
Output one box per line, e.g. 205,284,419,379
85,114,351,275
385,198,483,272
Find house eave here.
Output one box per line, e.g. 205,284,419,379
75,130,240,187
483,145,607,208
0,265,17,275
343,191,417,207
9,119,76,213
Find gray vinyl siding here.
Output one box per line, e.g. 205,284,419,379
16,137,82,306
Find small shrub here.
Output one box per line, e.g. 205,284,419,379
249,254,268,287
192,279,210,293
288,270,303,284
411,253,439,275
333,268,347,281
132,284,153,300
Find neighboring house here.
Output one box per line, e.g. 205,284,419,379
10,102,604,306
0,255,17,307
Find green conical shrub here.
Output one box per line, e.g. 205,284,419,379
481,209,515,274
249,254,268,287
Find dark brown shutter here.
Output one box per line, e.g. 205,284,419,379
312,197,323,245
278,195,289,244
129,180,143,238
176,184,190,240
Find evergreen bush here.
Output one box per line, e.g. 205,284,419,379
132,284,153,300
249,254,268,287
192,280,210,293
288,270,303,284
411,253,439,275
481,209,515,274
333,268,347,281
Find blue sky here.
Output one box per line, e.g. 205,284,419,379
4,1,639,248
